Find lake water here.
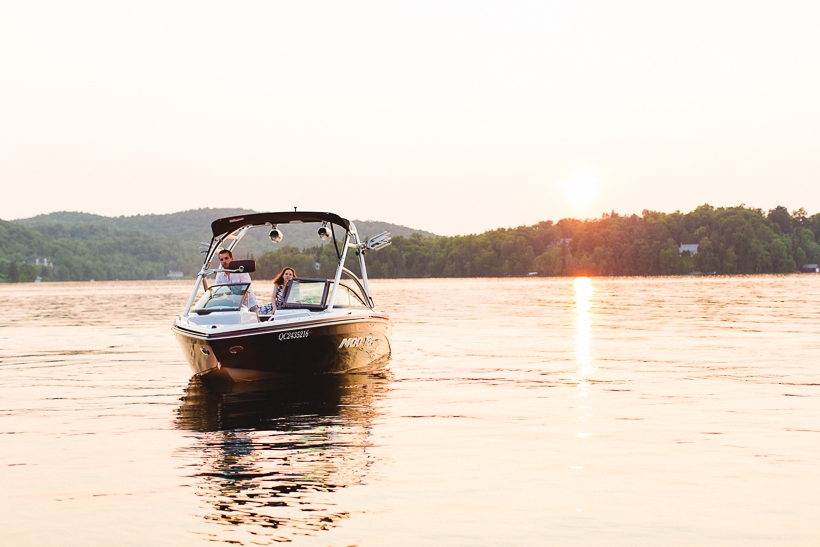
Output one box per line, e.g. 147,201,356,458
1,276,819,546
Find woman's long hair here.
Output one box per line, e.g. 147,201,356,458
273,267,296,286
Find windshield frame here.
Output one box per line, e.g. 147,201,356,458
280,278,330,311
191,283,251,315
333,282,369,308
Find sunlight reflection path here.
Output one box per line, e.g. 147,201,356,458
571,277,595,512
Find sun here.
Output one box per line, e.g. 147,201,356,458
558,168,598,212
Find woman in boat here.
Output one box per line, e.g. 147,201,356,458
272,267,296,310
258,267,297,315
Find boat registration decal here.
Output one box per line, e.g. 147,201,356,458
279,330,309,341
339,336,374,349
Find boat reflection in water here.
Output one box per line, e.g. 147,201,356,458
175,373,389,544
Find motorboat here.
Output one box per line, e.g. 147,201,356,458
173,211,393,381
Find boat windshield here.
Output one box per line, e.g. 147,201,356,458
192,283,251,314
281,278,330,311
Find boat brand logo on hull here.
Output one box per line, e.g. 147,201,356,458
339,336,374,349
279,330,309,341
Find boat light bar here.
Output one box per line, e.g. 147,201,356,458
269,225,283,243
318,222,332,241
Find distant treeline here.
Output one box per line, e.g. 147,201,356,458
15,208,436,259
254,205,820,279
2,205,819,282
0,209,433,283
0,220,200,282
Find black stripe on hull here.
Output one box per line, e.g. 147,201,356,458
174,317,392,379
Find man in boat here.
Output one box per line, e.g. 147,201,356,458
215,249,259,312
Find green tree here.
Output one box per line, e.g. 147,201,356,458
694,237,719,273
536,247,565,276
19,263,37,282
768,206,793,235
795,247,806,268
659,239,683,274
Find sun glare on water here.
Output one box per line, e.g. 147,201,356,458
573,276,594,375
558,168,598,213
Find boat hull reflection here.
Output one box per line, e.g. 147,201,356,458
175,373,388,543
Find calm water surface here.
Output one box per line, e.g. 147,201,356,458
1,277,819,546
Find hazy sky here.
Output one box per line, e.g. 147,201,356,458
1,1,818,235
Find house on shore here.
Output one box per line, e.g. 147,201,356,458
24,257,53,268
679,244,699,256
549,238,573,248
800,264,819,273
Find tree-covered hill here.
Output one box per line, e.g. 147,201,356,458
16,209,436,255
17,208,256,244
0,219,201,282
2,208,436,282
